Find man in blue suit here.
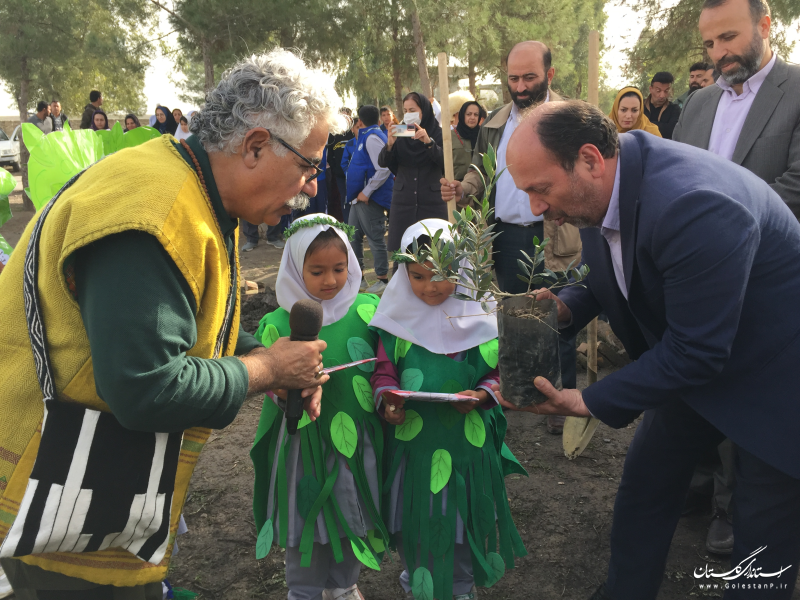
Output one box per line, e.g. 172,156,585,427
500,100,800,599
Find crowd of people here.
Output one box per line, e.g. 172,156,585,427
2,0,800,598
24,89,198,139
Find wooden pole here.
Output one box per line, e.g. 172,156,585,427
438,52,456,223
588,30,600,107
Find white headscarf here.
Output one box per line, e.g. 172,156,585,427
275,214,362,326
369,219,497,355
173,110,196,142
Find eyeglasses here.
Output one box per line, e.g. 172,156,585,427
270,132,323,182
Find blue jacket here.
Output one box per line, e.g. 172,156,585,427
559,131,800,478
345,125,393,209
340,138,357,174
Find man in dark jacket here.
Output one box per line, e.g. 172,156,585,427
80,90,103,129
49,100,68,132
643,72,681,139
504,100,800,600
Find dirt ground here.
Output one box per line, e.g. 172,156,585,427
2,175,797,600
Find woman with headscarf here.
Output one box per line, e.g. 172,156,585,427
123,114,141,132
153,105,178,135
173,110,196,142
91,109,109,131
452,101,487,181
608,87,662,137
379,91,445,254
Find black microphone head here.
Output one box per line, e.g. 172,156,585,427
289,299,323,341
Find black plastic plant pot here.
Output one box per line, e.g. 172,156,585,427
497,296,562,408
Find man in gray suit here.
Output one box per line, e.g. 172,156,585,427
673,0,800,556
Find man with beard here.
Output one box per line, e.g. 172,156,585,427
0,50,334,598
440,40,582,434
672,0,800,556
675,62,715,109
501,100,800,600
674,0,800,213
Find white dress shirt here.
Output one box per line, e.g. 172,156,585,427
495,92,549,224
708,52,776,160
600,161,626,299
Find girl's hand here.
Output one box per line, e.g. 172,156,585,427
413,125,431,145
387,124,397,148
383,394,406,424
453,389,487,414
303,388,322,421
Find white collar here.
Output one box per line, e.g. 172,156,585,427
275,214,362,327
601,159,622,233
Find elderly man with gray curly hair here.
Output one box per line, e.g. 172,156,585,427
0,50,345,599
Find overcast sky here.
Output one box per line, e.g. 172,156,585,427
0,6,797,117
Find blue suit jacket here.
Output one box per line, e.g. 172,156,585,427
559,131,800,478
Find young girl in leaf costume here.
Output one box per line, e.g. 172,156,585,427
251,214,388,600
369,219,527,600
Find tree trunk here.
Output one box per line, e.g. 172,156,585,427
410,5,431,99
18,56,33,212
202,39,215,91
468,50,477,98
391,0,403,112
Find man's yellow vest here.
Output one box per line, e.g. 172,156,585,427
0,136,240,585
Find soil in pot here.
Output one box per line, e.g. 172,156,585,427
497,296,561,408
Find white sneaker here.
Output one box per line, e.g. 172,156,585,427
241,241,258,252
365,280,388,295
359,278,369,291
267,238,285,249
322,585,365,600
0,564,12,599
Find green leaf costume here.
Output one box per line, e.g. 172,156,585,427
250,294,388,569
374,330,527,598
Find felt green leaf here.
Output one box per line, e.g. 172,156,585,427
464,410,487,448
400,368,424,392
435,403,462,429
0,196,11,229
351,538,381,570
25,122,104,210
330,412,358,458
120,125,160,149
395,338,412,362
296,475,322,520
485,552,505,587
0,168,15,198
357,303,376,324
261,324,280,348
297,410,312,430
394,409,423,441
477,494,495,540
352,375,375,413
500,442,528,477
347,337,375,371
412,567,434,600
439,379,463,394
0,235,12,262
255,518,273,559
367,529,385,553
430,449,452,494
479,339,499,369
429,515,452,558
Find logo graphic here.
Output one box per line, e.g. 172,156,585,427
694,547,791,592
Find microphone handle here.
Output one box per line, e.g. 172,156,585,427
286,388,305,435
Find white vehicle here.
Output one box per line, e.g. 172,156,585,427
0,126,20,172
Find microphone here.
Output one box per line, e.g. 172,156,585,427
286,299,324,435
